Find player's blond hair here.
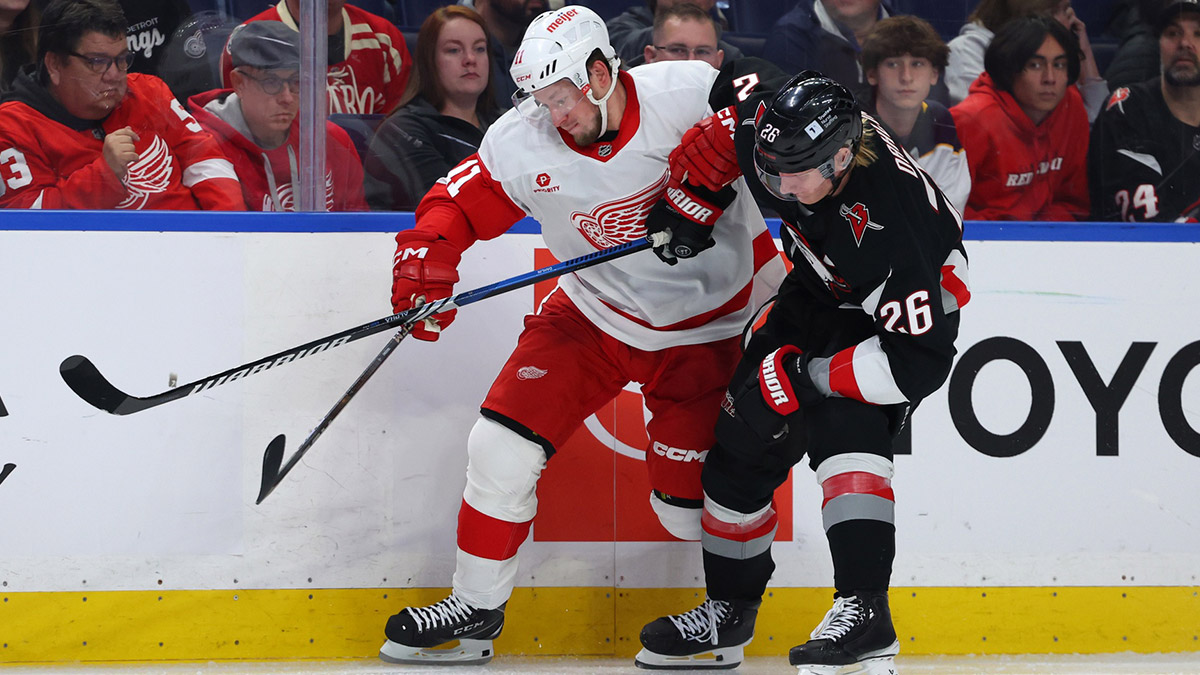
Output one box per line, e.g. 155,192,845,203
850,126,879,169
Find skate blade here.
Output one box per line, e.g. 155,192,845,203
379,637,494,665
795,655,897,675
634,645,744,670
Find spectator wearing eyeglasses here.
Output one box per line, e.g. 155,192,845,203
634,2,725,68
608,0,741,68
0,0,243,209
189,20,366,211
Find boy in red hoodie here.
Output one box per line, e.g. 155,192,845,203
950,15,1090,221
188,20,366,211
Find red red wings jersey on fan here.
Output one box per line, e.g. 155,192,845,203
0,74,243,210
220,1,411,115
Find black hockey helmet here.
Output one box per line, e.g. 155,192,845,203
753,71,863,200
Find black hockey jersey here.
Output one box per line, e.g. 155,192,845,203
1088,79,1200,222
707,58,972,406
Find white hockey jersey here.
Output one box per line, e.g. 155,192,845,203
409,60,785,351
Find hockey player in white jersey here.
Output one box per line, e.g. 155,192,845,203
377,5,785,666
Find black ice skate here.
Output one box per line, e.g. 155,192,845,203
378,593,505,665
635,597,760,670
789,592,900,675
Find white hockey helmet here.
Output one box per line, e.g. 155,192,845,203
509,5,621,132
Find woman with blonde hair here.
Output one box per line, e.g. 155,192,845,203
364,5,500,211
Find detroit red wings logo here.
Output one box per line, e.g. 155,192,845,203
570,170,670,248
840,202,883,246
117,134,174,209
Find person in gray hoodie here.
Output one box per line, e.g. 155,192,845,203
188,20,366,211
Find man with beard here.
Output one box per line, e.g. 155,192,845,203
1088,0,1200,222
376,4,784,667
459,0,546,109
0,0,242,209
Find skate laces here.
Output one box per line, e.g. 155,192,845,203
406,594,476,631
668,598,731,646
809,595,864,641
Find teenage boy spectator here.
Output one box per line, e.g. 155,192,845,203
364,5,499,211
631,2,730,69
612,1,741,68
946,0,1108,121
460,0,547,110
0,0,242,210
1089,0,1200,221
190,21,366,212
951,15,1090,221
221,0,412,115
862,15,970,212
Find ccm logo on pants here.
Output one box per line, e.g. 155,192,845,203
654,442,708,462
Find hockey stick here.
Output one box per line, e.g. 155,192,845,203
60,236,654,415
0,393,7,417
0,463,15,487
257,234,661,503
256,326,408,503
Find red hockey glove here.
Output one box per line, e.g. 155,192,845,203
715,346,823,455
646,179,737,265
391,230,462,341
668,106,741,193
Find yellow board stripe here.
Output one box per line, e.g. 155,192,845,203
2,587,1197,663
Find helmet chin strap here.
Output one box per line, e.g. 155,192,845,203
585,57,620,136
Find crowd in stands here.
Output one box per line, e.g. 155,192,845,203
0,0,1196,222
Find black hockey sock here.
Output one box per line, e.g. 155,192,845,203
703,546,775,602
827,520,895,593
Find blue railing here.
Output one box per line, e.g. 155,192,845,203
2,211,1199,241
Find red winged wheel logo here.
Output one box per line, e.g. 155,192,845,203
570,171,670,249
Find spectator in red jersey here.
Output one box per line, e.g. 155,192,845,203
190,21,366,211
364,6,499,211
950,15,1090,221
220,0,412,116
0,0,243,210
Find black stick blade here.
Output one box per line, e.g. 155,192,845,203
0,393,7,416
0,463,15,486
60,355,137,414
257,434,287,504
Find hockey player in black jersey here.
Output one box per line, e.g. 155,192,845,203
637,63,971,673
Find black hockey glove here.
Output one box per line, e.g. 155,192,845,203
646,181,737,265
715,346,823,459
